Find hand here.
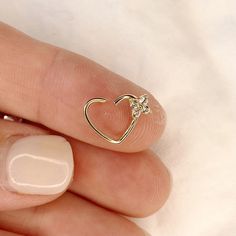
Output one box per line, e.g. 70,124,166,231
0,22,170,236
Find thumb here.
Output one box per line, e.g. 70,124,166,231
0,119,74,211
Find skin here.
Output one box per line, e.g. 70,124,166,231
0,22,171,235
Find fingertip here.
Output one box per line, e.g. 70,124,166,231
120,94,167,153
126,151,171,217
0,121,74,211
142,152,171,217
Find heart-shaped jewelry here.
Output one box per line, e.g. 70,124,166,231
84,94,151,144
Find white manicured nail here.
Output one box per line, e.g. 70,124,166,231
4,135,74,195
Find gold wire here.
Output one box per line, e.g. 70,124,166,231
83,94,145,144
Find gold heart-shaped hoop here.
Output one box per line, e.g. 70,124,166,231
83,94,151,144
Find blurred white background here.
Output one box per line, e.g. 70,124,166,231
0,1,235,235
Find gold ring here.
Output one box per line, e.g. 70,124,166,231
84,94,151,144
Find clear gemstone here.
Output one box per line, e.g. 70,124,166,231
130,95,151,118
143,106,150,114
139,95,146,103
132,110,141,118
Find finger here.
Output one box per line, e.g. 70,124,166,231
70,140,171,217
0,120,74,211
0,192,149,236
0,230,21,236
0,119,170,216
0,22,166,153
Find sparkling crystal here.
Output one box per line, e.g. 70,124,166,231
130,95,151,118
139,95,146,103
143,105,150,114
132,110,141,118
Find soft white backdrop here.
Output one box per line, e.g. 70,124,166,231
0,1,235,235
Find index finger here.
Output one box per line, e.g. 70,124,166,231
0,22,166,152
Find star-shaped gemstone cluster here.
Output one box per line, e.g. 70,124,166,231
129,94,151,118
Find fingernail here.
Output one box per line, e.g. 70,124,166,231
3,135,74,195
